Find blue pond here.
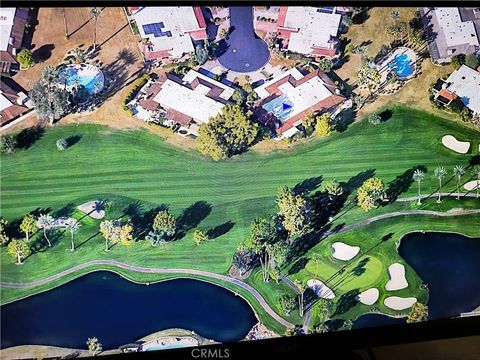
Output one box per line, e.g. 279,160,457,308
387,53,414,79
0,272,257,349
354,232,480,329
262,94,294,123
58,64,105,95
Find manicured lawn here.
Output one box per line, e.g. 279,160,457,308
1,106,478,332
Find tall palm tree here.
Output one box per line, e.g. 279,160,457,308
37,214,54,247
294,280,306,317
66,221,81,251
90,7,101,52
434,167,447,203
413,169,425,205
390,10,400,25
311,253,322,279
453,165,465,200
471,165,480,198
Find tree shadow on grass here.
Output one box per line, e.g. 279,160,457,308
53,203,76,219
175,201,212,240
293,176,323,195
15,125,45,149
66,135,82,148
206,221,235,239
76,230,100,250
386,165,427,203
123,203,168,240
343,169,376,194
379,109,393,122
332,289,360,317
287,257,309,276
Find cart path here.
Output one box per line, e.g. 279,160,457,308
3,208,479,329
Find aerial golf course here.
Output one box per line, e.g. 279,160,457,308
1,106,479,334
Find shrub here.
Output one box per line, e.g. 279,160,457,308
316,113,333,137
464,54,479,70
122,74,151,113
56,138,68,150
0,135,18,154
279,294,297,316
16,49,34,69
368,113,382,125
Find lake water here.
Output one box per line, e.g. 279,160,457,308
0,272,257,349
354,231,480,329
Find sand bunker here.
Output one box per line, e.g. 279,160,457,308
384,296,417,310
77,201,105,219
442,135,470,154
385,263,408,291
307,279,335,299
356,288,379,305
464,180,479,191
332,242,360,261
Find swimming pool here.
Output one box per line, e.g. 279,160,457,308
387,53,414,78
262,94,294,123
58,64,105,95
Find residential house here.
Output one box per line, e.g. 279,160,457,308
432,64,480,115
421,7,480,63
275,6,342,58
0,76,32,127
130,69,235,136
0,7,29,75
254,67,346,138
129,6,208,62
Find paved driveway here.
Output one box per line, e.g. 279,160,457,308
218,6,270,73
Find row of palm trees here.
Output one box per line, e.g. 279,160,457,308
413,165,480,205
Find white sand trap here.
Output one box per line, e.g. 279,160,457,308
442,135,470,154
464,180,479,191
307,279,335,299
332,242,360,261
386,263,408,291
77,201,105,219
384,296,417,310
356,288,379,305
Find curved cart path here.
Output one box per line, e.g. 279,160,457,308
0,259,294,328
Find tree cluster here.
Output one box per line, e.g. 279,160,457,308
356,177,386,212
196,105,259,161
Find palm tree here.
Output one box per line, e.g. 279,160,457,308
90,7,101,52
434,167,447,203
294,280,306,317
413,169,425,205
311,253,322,279
66,221,81,251
37,214,54,247
453,165,465,200
390,10,400,25
471,165,480,198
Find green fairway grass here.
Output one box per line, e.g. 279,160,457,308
1,106,478,332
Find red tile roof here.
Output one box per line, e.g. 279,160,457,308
312,47,337,57
186,28,208,41
277,6,288,28
438,88,457,101
193,6,207,29
166,108,192,126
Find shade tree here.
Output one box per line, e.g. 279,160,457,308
277,186,313,240
20,214,38,243
8,239,31,265
356,177,386,211
0,218,9,246
406,302,428,323
37,213,55,247
86,337,102,356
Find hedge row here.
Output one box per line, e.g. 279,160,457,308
122,74,151,113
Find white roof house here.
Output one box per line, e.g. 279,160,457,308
279,7,341,56
435,8,479,49
153,70,235,124
445,65,480,115
132,7,201,59
0,8,16,52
